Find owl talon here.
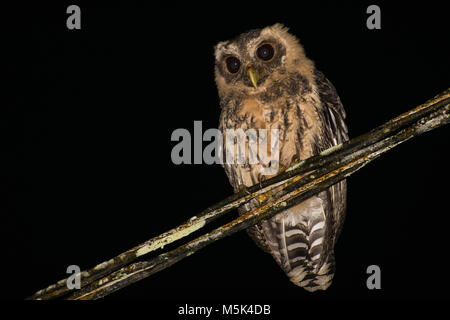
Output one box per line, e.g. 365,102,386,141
238,184,251,195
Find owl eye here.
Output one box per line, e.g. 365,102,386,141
225,56,241,74
256,44,274,61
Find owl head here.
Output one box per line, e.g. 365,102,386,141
214,24,315,98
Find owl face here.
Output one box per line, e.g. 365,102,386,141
214,24,312,98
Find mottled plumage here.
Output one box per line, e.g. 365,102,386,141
214,24,348,291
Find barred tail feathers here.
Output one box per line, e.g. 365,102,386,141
263,196,335,291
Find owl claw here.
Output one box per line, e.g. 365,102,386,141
238,184,251,195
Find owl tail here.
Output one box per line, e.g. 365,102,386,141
262,196,335,292
287,253,336,292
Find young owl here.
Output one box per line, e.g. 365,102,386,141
214,24,348,291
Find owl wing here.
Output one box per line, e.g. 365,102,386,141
314,69,349,145
313,69,349,240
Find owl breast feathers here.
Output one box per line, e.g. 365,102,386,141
214,24,348,291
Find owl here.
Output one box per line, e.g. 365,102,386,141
214,24,348,291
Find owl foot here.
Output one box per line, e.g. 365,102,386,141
237,184,251,195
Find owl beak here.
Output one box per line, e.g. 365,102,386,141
246,65,259,89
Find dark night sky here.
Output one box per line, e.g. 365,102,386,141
4,0,450,307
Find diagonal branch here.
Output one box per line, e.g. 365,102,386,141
28,89,450,300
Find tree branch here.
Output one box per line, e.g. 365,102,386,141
28,89,450,300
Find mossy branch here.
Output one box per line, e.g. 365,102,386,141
28,89,450,300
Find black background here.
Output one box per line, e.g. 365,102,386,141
4,0,450,306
